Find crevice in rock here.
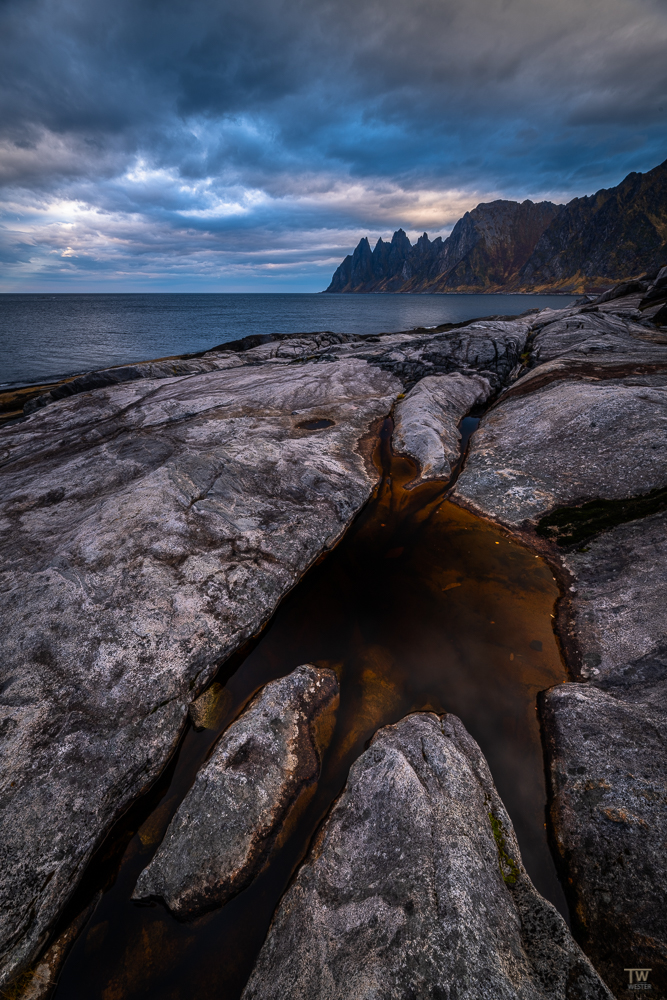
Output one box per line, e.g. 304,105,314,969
536,487,667,549
49,414,572,1000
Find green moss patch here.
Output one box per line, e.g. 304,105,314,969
536,487,667,548
488,812,520,886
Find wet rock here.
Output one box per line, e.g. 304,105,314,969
466,307,667,997
540,685,667,996
392,372,491,483
0,358,399,984
454,380,667,527
12,896,100,1000
133,665,339,918
188,682,233,731
242,712,611,1000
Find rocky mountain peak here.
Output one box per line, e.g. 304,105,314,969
326,199,561,293
326,158,667,294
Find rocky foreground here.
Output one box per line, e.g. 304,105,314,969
0,268,666,997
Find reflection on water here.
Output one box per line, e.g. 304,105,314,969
54,420,568,1000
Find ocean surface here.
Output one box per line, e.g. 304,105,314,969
0,292,577,388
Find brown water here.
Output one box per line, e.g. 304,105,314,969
54,419,568,1000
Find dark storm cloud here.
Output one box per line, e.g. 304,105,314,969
0,0,666,288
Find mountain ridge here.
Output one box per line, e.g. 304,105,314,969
326,159,667,294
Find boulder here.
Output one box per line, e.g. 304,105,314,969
242,712,612,1000
392,372,491,483
0,357,399,984
133,665,339,918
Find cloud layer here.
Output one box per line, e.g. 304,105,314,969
1,0,666,290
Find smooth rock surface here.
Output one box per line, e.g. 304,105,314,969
455,380,667,526
0,357,399,984
541,685,667,995
498,354,667,404
392,372,491,483
3,289,663,991
454,292,667,533
22,353,245,414
561,511,667,702
242,712,611,1000
133,665,339,918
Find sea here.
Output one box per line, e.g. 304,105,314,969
0,292,577,389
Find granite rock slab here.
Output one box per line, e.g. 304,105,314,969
453,296,667,529
445,289,667,994
133,665,339,918
0,357,400,984
392,372,491,483
541,684,667,995
242,712,612,1000
528,309,663,368
22,353,245,414
561,511,667,703
237,318,530,391
454,380,667,527
538,513,667,993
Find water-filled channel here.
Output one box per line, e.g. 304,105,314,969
54,419,568,1000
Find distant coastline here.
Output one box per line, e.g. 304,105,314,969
320,288,577,295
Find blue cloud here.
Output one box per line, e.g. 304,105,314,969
0,0,665,289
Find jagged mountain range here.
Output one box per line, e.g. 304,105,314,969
326,158,667,294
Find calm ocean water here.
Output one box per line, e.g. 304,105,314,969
0,292,576,388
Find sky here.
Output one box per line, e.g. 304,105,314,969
0,0,666,292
